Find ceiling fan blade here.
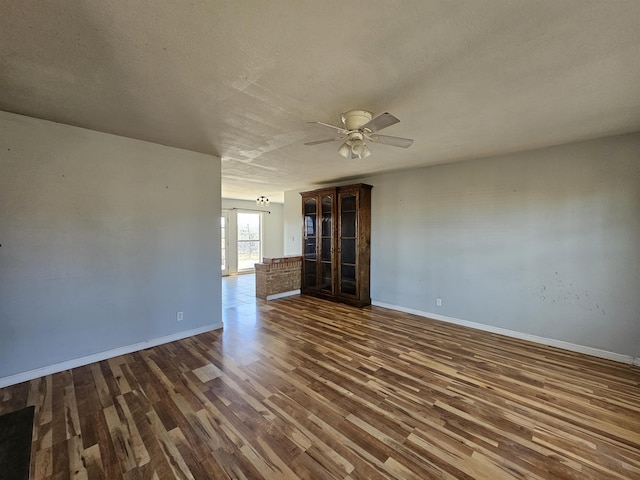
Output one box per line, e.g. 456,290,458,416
360,112,400,133
304,137,343,146
367,133,414,148
307,121,349,135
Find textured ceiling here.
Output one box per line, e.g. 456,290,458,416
2,1,640,202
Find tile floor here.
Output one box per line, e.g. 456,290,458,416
221,273,257,309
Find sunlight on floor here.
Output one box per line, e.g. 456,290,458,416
222,273,257,309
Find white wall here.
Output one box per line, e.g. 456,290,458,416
0,111,222,381
283,189,302,256
221,198,283,274
283,133,640,359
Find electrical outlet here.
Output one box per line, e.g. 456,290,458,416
177,311,184,322
436,298,442,307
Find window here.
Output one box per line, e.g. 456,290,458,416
237,212,261,271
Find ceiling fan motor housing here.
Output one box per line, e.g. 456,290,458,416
341,110,373,131
349,133,366,155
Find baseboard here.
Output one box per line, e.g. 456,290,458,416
371,301,638,366
266,290,300,301
0,323,223,389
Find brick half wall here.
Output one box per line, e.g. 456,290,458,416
255,256,302,300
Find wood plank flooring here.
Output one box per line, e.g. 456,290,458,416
1,295,639,479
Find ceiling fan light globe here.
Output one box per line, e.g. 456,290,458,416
351,138,365,156
338,142,351,158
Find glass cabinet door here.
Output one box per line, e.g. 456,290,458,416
339,192,357,296
303,197,318,288
320,195,333,292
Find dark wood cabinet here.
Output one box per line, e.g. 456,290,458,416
301,183,371,307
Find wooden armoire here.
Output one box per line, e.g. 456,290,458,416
300,183,372,307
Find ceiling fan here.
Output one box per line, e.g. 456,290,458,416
305,110,413,159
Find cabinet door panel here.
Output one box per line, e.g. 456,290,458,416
341,194,356,212
339,191,358,297
340,265,357,296
304,198,317,235
321,263,332,291
321,238,332,262
304,260,317,288
304,198,317,215
321,195,333,237
340,211,356,237
304,215,316,236
340,239,356,265
305,238,317,259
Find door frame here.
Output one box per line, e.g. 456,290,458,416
221,210,230,276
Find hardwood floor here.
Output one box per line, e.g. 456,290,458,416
1,294,639,479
